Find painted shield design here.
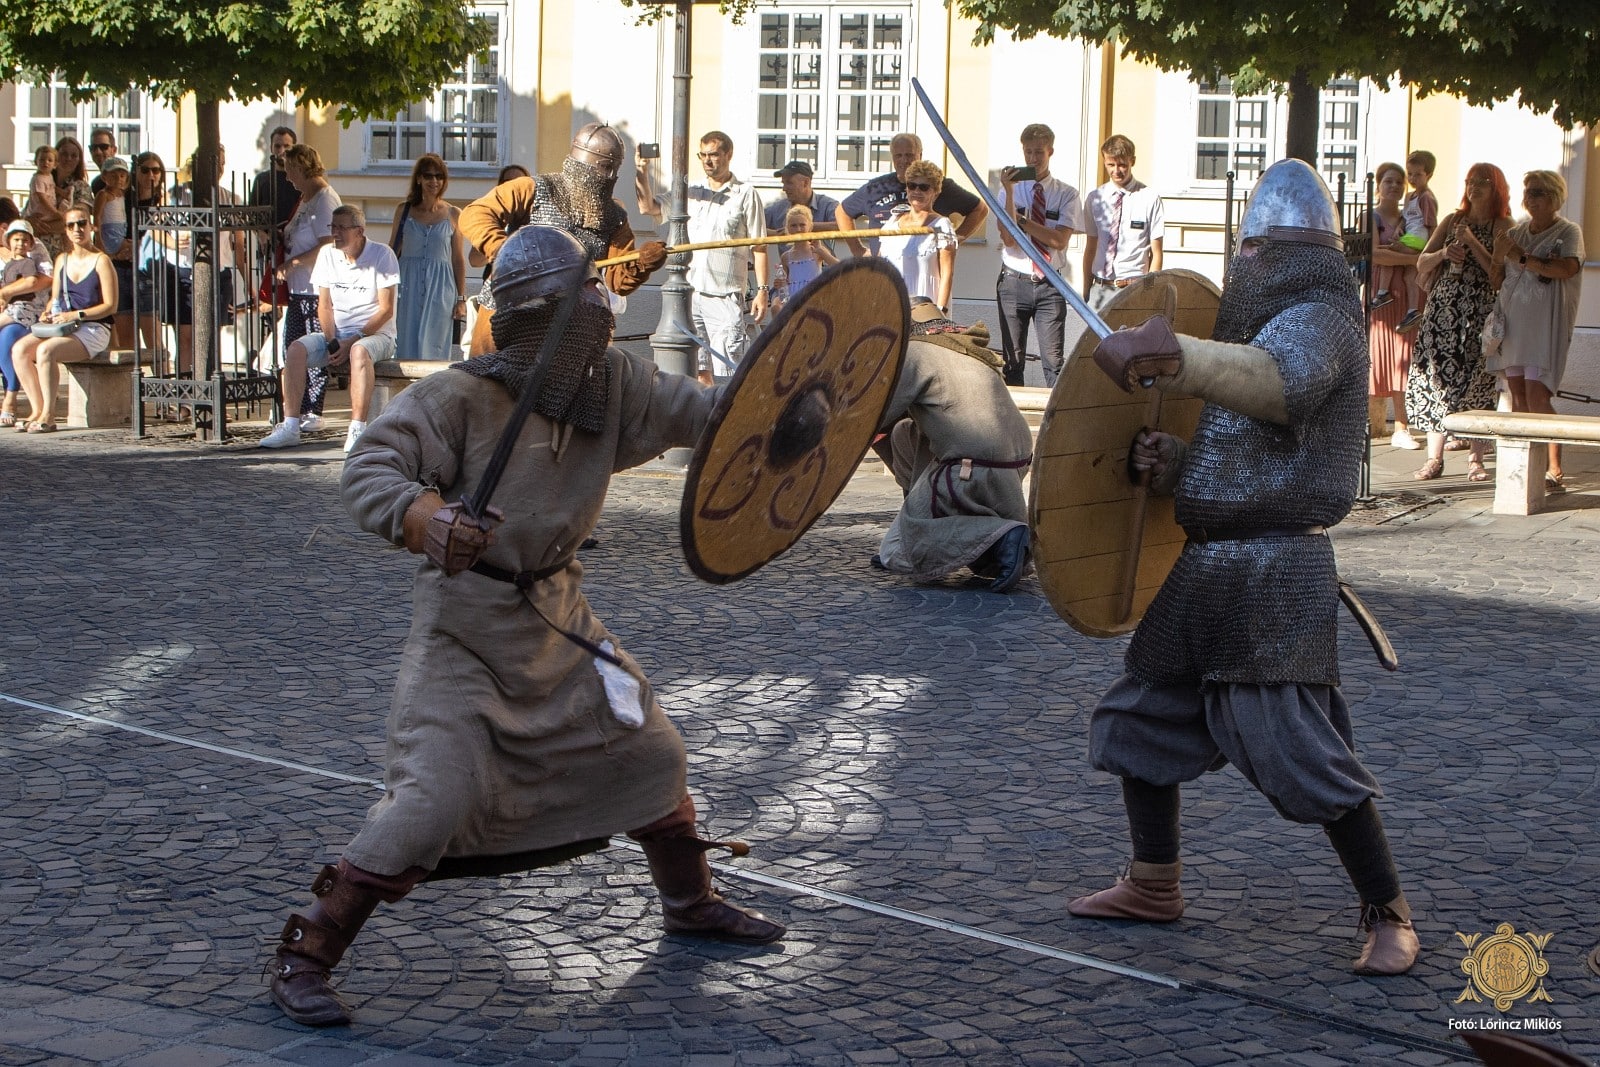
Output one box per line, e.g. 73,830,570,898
1029,269,1221,637
682,258,910,583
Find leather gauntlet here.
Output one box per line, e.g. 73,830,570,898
402,492,505,576
1092,315,1183,392
635,241,669,273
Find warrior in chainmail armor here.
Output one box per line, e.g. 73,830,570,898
459,122,668,355
266,228,781,1030
1069,160,1419,977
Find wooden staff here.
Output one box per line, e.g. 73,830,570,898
1114,282,1179,625
594,227,934,268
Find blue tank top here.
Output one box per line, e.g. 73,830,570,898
61,259,111,323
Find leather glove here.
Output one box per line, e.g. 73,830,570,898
402,491,505,576
635,241,668,273
1092,315,1183,392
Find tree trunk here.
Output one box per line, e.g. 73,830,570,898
193,99,220,386
1284,69,1319,167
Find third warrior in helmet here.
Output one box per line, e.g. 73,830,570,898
460,123,668,354
265,227,781,1029
1068,160,1419,976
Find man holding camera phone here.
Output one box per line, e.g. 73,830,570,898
261,205,398,453
995,123,1082,387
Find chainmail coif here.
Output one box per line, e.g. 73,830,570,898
1212,240,1362,344
453,299,615,434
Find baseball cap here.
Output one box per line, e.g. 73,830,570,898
100,156,130,175
5,219,35,239
773,160,813,179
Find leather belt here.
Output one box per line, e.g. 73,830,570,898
1093,276,1132,289
1184,525,1326,544
469,558,571,590
1001,266,1052,282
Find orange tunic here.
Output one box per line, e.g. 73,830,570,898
457,176,653,296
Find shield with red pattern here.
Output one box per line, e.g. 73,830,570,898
682,258,910,583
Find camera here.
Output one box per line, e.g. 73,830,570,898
639,143,661,159
1008,165,1037,182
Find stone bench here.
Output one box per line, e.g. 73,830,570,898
1440,410,1600,515
372,358,458,420
64,349,137,429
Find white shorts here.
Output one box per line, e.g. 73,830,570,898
75,322,112,357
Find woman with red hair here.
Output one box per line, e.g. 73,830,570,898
1404,163,1512,480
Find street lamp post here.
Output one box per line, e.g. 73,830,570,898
646,0,703,469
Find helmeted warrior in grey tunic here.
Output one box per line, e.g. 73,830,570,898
1070,160,1419,976
267,227,783,1029
873,304,1034,592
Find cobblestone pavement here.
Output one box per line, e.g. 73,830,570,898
3,417,1599,1066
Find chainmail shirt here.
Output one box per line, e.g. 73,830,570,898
1126,243,1368,688
453,300,616,434
477,164,627,312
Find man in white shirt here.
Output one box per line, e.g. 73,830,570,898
262,204,400,452
995,124,1082,387
637,130,768,383
1082,135,1165,314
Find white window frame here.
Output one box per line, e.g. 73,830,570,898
24,78,147,157
1187,75,1371,193
366,3,507,171
754,3,913,183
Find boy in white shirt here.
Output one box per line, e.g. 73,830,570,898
1082,135,1166,313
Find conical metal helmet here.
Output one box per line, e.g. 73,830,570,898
492,226,596,311
569,123,625,176
1236,159,1342,252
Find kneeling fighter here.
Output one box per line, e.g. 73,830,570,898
268,226,783,1028
1067,160,1418,976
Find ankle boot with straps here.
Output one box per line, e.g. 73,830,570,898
1066,861,1184,922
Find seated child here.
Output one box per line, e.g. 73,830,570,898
0,220,46,328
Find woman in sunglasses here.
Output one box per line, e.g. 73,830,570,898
12,206,117,432
389,153,465,360
872,159,957,315
1488,170,1585,490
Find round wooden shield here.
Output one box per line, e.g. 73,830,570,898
1029,269,1222,638
682,258,910,584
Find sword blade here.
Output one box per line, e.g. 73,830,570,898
910,77,1112,341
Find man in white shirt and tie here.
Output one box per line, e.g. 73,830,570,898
1082,135,1166,313
995,124,1082,387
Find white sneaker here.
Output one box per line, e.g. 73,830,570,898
260,421,302,449
343,421,367,454
1390,428,1421,450
300,413,325,433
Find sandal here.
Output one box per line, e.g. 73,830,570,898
1546,474,1566,494
1413,458,1444,481
0,412,13,427
1467,458,1490,482
26,421,57,433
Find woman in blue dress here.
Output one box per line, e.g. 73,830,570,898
389,154,466,360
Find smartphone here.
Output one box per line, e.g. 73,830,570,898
639,143,661,159
1009,165,1037,182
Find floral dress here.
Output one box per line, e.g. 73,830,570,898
1404,218,1500,434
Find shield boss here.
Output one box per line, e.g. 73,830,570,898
682,258,910,583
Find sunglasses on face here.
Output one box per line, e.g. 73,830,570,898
420,173,445,180
65,220,91,229
140,166,163,174
905,182,934,192
1525,188,1552,199
91,143,114,151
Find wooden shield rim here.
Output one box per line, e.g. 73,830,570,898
1029,269,1222,638
681,258,910,584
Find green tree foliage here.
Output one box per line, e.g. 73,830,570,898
0,0,492,122
954,0,1600,129
619,1,757,25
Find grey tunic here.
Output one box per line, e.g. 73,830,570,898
875,339,1034,579
339,350,715,876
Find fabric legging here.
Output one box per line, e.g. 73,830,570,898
284,294,326,416
0,321,26,392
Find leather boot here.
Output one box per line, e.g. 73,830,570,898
1066,861,1184,922
637,835,785,945
270,861,390,1026
1353,895,1418,976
